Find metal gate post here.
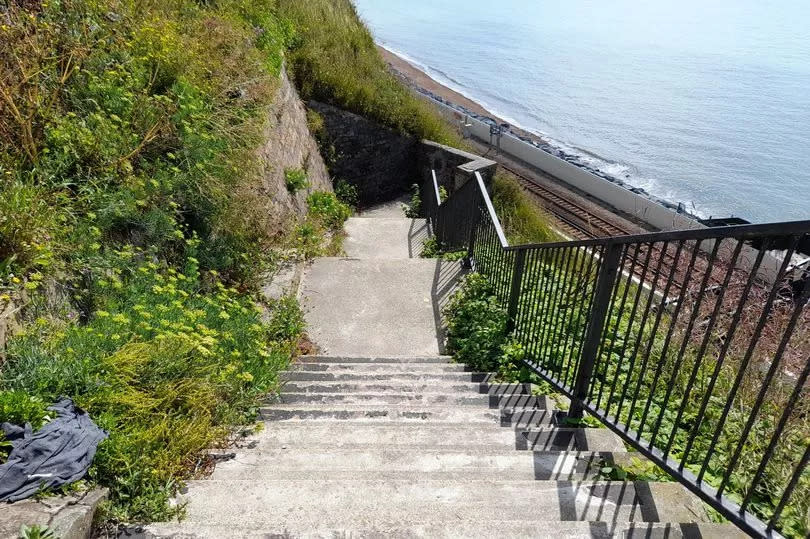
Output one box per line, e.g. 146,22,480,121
569,242,623,419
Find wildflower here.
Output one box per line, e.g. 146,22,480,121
237,372,254,383
218,311,231,320
95,310,110,318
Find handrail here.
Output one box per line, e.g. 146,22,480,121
425,166,810,539
474,172,509,249
503,218,810,252
431,170,442,208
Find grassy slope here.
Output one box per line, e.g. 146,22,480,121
277,0,462,146
492,173,559,245
0,0,315,525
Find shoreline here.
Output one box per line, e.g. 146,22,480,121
377,45,556,153
377,44,706,222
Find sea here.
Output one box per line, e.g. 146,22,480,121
353,0,810,223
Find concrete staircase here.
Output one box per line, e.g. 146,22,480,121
144,204,745,538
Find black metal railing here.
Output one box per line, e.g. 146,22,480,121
425,170,810,538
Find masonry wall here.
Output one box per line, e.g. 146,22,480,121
253,69,333,231
307,101,419,206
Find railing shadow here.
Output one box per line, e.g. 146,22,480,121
429,259,467,354
408,218,431,258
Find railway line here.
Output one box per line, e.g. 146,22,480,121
499,162,707,293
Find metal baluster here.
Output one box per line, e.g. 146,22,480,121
569,242,623,419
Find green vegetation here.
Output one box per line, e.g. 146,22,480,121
403,184,422,218
284,168,310,193
19,525,56,539
4,243,303,523
277,0,461,145
419,237,465,261
292,191,351,259
307,191,351,230
492,173,558,244
0,0,318,526
334,180,359,209
443,274,509,373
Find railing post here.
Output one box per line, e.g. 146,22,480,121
569,242,623,419
506,249,526,333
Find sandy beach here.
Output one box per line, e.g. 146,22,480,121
377,45,555,150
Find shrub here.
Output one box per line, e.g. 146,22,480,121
334,179,359,208
443,273,509,372
285,168,310,193
419,236,465,261
2,244,303,522
403,184,422,218
307,191,351,231
0,391,49,430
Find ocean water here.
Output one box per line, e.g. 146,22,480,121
353,0,810,223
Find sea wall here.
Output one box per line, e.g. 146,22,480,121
307,101,419,205
426,98,701,233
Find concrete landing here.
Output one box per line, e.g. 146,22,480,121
300,257,462,356
343,217,430,259
357,195,411,218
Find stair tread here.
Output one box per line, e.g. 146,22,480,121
172,479,707,526
144,521,746,539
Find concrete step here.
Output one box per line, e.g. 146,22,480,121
259,404,556,425
208,448,626,481
280,380,534,396
518,427,628,452
298,355,454,364
275,392,551,408
240,422,517,448
281,371,496,382
284,362,469,372
237,422,625,452
144,521,747,539
170,479,708,527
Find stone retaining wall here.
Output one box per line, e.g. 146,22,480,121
306,101,419,206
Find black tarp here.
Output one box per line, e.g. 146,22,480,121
0,397,108,502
